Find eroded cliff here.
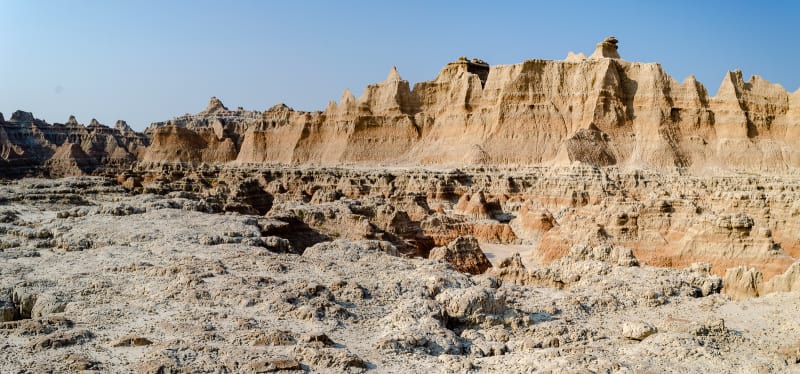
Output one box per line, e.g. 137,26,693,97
0,112,148,177
140,37,800,171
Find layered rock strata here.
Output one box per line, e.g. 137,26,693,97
139,38,800,172
3,37,800,296
0,112,148,177
118,163,800,288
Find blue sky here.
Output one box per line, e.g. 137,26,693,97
1,0,798,130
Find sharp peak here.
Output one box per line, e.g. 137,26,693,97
201,96,230,114
341,88,356,101
387,66,402,81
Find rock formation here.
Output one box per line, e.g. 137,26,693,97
1,37,800,373
429,236,493,275
4,37,800,174
2,37,800,295
112,164,800,289
589,36,621,59
133,37,800,172
4,176,787,372
723,260,800,299
0,112,148,177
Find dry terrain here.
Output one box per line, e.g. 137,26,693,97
1,176,799,373
2,37,800,372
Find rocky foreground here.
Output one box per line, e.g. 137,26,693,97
1,176,799,373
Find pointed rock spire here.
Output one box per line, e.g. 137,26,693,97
201,96,229,115
324,100,338,113
715,70,744,99
115,120,132,132
66,115,79,126
341,88,356,105
386,66,402,81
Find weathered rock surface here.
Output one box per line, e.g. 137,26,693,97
723,260,800,299
0,177,798,372
114,163,800,283
2,37,800,372
622,321,657,341
430,236,492,275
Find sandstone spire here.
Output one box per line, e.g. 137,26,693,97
200,96,229,115
333,88,358,113
66,115,79,126
387,66,402,81
115,120,132,133
589,36,621,59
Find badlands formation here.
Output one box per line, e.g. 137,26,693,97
1,38,800,372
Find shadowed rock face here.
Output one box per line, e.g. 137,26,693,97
0,114,148,178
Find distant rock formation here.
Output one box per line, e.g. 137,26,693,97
4,37,800,174
0,112,148,177
138,37,800,172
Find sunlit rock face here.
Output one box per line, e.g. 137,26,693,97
134,37,800,172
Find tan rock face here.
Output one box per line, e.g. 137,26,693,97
724,260,800,300
142,125,237,164
6,37,800,174
130,38,800,172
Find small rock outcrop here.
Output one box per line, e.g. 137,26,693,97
622,321,657,341
429,236,492,275
589,36,621,59
724,260,800,299
565,244,639,267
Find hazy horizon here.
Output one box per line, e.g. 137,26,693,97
2,0,798,131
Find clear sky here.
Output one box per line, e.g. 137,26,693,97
1,0,798,130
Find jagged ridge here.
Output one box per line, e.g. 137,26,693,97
140,37,800,171
3,37,800,175
0,111,148,177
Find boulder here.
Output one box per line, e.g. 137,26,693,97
429,236,492,275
